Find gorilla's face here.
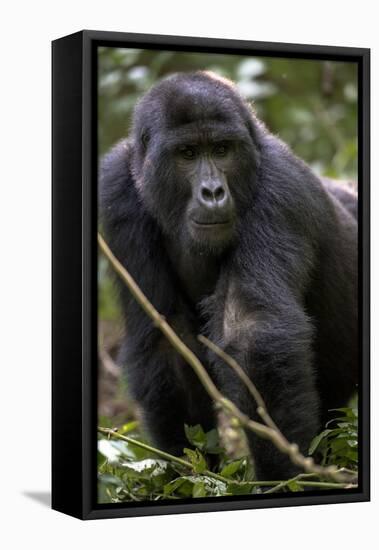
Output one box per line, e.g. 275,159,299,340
173,138,237,248
131,72,259,253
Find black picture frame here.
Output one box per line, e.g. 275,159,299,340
52,30,370,520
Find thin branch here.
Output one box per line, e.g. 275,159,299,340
264,472,356,493
98,233,355,485
198,334,279,431
99,426,247,486
197,335,356,488
98,427,355,491
99,426,193,469
198,337,357,485
99,347,121,378
264,473,318,494
98,234,275,440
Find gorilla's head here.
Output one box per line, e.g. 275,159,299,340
130,71,260,253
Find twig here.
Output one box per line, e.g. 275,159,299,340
98,235,275,441
99,347,121,378
98,427,354,491
264,472,318,494
257,468,357,493
99,426,193,468
265,473,356,493
99,426,245,486
197,339,358,486
198,334,279,431
98,233,355,485
297,480,357,489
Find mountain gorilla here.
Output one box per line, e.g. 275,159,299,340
100,71,358,481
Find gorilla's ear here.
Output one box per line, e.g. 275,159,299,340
141,130,150,151
243,107,259,141
241,104,263,168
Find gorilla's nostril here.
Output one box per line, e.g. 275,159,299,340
202,187,214,201
201,184,226,204
215,187,225,201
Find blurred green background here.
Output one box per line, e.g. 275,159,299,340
99,47,358,177
98,47,358,424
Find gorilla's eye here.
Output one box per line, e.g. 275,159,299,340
179,146,197,160
213,143,229,157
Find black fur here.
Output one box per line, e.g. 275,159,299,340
100,72,358,480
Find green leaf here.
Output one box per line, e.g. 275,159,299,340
183,448,207,474
330,438,350,453
345,449,358,462
119,420,139,434
98,439,123,463
288,480,304,492
308,429,332,455
98,473,123,486
227,481,254,495
204,428,223,454
184,424,206,449
120,458,168,476
164,477,194,497
220,459,245,479
330,408,358,420
192,481,207,498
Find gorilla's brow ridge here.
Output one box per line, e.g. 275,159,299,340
160,123,251,147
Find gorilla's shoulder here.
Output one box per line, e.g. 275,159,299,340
257,131,324,198
99,138,138,222
100,138,133,180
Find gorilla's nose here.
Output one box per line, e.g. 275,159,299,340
199,180,228,209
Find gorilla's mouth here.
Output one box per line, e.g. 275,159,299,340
191,218,232,228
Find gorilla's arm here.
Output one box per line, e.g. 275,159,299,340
211,282,320,479
206,136,343,479
100,141,215,454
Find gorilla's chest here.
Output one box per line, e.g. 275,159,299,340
166,243,222,305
